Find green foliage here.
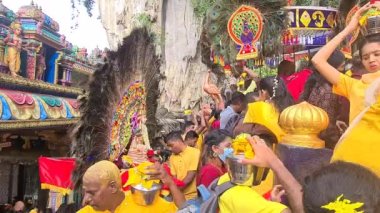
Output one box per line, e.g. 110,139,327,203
191,0,216,18
70,0,95,29
254,66,278,78
320,0,340,7
83,0,95,17
70,0,95,17
293,0,313,6
294,0,340,6
136,13,153,28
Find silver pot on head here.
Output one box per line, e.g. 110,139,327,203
226,154,269,186
131,183,162,206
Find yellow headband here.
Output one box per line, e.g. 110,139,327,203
321,194,364,213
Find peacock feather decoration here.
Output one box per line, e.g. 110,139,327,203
70,27,160,189
201,0,288,73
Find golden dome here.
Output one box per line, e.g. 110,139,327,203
279,101,329,149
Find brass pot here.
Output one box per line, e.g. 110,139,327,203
131,183,162,206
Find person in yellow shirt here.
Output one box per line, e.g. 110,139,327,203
184,130,199,147
219,136,303,213
312,3,380,123
166,131,200,200
217,174,288,213
312,3,380,177
77,160,186,213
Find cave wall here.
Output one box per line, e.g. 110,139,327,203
98,0,211,112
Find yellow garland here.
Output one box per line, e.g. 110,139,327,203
232,133,255,158
359,8,380,26
124,162,160,189
322,195,364,213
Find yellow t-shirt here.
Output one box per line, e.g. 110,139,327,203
333,72,380,123
332,96,380,177
169,146,200,200
77,191,177,213
217,174,288,213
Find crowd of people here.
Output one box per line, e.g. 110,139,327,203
12,2,380,213
76,2,380,213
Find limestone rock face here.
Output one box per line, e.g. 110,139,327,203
98,0,160,50
98,0,209,112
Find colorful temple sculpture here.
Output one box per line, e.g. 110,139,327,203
0,1,99,206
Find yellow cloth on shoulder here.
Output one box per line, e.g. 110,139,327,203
333,72,380,123
243,102,285,142
77,191,177,213
195,133,204,151
331,96,380,177
217,173,287,213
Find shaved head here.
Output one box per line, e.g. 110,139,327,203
82,161,123,211
83,160,121,187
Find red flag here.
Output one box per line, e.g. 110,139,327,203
38,157,75,195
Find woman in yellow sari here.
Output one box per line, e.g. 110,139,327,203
312,2,380,176
4,21,22,77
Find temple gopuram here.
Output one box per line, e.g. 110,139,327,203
0,1,101,205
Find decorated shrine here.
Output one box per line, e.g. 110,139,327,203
282,5,338,61
201,0,287,73
201,0,341,77
0,1,99,206
199,0,342,194
110,81,148,163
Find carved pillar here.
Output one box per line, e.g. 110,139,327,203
0,39,5,64
59,66,73,87
62,68,67,85
66,68,72,84
24,40,42,80
26,50,37,80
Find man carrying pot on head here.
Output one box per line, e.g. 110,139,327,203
78,160,188,213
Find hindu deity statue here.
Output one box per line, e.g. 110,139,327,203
240,21,254,53
4,21,23,77
36,47,46,80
